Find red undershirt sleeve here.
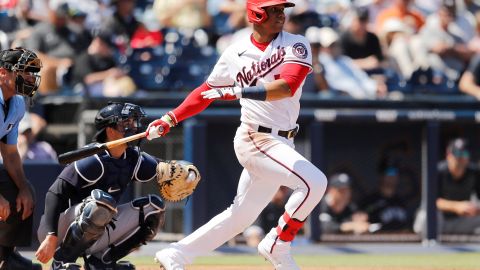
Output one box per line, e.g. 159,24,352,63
279,63,310,96
171,82,213,123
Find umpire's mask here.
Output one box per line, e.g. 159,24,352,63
0,47,42,97
93,102,147,143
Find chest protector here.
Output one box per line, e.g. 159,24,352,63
73,147,157,201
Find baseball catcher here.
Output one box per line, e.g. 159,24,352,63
35,102,200,270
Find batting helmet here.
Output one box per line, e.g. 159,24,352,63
0,47,42,97
246,0,295,24
93,102,146,142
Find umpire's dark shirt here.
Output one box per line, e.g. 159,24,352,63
437,160,480,219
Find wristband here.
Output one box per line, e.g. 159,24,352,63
241,85,267,101
161,111,177,127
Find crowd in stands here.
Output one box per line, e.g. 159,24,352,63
3,0,480,98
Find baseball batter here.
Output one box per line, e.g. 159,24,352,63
147,0,328,269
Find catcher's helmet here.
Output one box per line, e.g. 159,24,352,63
0,47,42,97
93,102,146,142
246,0,295,24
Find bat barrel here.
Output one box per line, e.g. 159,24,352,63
58,144,106,165
57,132,147,165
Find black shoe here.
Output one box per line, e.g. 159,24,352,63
0,249,41,270
85,255,135,270
116,261,136,270
51,260,82,270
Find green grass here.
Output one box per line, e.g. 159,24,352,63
125,253,480,268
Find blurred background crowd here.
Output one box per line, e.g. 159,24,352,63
4,0,480,98
1,0,480,241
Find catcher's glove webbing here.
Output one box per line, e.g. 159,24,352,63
156,160,201,202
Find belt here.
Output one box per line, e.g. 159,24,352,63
257,125,299,139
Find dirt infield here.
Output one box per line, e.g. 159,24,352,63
39,266,475,270
135,267,462,270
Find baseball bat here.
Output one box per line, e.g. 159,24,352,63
58,132,147,165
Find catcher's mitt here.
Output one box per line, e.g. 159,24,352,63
156,160,201,202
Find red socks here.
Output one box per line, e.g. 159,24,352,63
276,212,304,242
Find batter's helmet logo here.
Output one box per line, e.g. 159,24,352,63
292,43,308,59
246,0,295,24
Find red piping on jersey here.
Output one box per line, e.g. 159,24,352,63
171,82,214,123
279,63,310,96
247,130,311,217
270,236,279,253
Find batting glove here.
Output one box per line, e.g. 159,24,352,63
201,86,242,100
146,112,177,140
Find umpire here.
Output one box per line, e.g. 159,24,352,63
0,48,42,270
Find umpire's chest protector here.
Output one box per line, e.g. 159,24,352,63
71,147,157,201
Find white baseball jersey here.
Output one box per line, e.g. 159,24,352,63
158,32,328,267
206,31,312,131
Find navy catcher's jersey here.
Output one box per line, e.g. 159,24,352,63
57,146,157,204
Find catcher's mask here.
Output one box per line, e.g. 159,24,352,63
0,47,42,97
93,102,147,143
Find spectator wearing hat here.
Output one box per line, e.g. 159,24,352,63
319,173,371,234
379,18,424,81
358,160,411,232
317,27,387,99
100,0,140,51
67,29,136,97
24,1,91,93
435,138,480,234
16,112,57,162
417,0,474,83
340,7,386,73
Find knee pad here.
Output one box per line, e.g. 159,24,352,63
100,195,164,264
79,190,117,239
131,194,165,211
55,190,117,263
131,194,165,233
